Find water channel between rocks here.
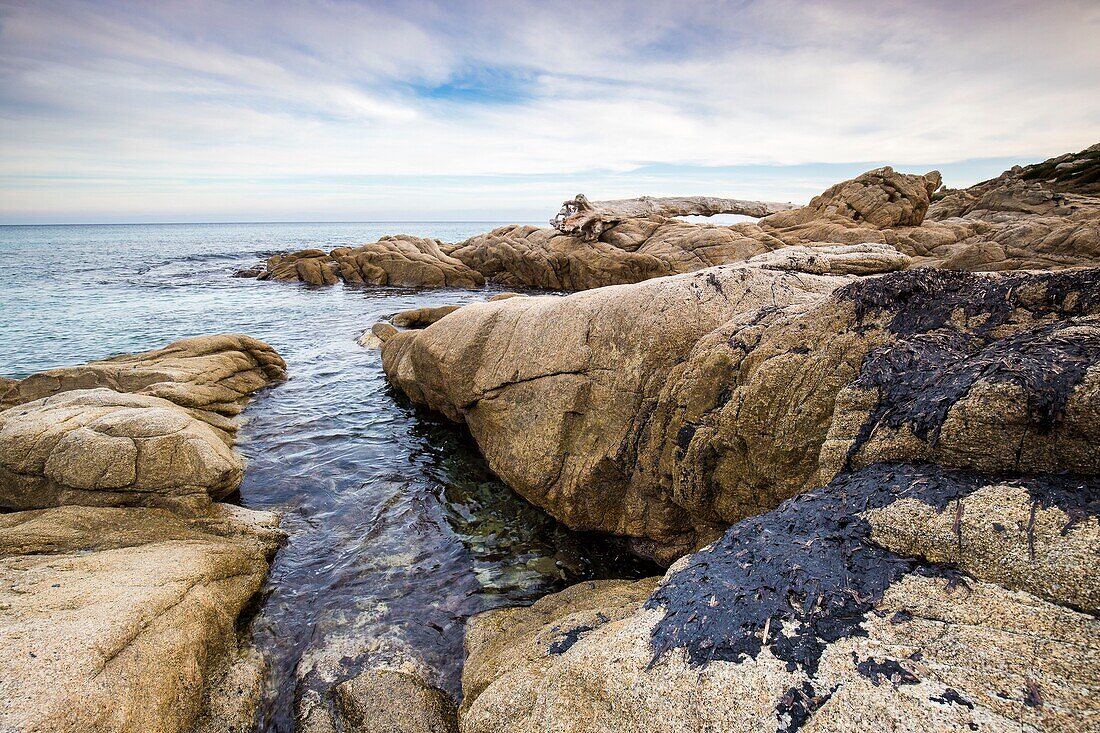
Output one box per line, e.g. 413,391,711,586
0,223,659,733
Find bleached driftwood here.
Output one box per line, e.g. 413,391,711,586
552,194,799,240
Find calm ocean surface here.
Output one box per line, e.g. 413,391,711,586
0,223,654,732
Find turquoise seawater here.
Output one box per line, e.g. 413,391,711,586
0,223,656,732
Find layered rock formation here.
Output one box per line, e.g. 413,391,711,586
248,146,1100,290
0,335,287,733
0,335,286,512
260,235,484,288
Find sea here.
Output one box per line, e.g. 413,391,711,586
0,222,656,732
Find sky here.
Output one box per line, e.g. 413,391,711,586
0,0,1098,224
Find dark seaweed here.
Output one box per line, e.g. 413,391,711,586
852,321,1099,446
646,463,1099,678
776,681,835,733
548,624,595,655
676,424,697,460
837,269,1100,336
855,656,919,686
834,269,1100,458
931,688,975,709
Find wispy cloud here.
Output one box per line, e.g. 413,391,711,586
1,0,1097,222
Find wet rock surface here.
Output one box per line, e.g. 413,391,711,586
298,667,458,733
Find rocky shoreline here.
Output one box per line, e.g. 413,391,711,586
244,145,1100,290
2,146,1098,732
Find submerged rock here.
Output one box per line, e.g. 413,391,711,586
300,668,458,733
459,464,1100,733
0,503,283,733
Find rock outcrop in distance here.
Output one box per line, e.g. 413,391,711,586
0,335,287,733
247,145,1100,290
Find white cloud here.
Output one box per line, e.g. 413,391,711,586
0,0,1097,221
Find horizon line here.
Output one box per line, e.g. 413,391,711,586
0,219,536,228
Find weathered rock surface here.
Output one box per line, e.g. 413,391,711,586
0,334,286,417
0,335,286,512
0,503,283,733
460,464,1100,733
383,264,1100,563
383,249,868,560
253,147,1100,290
763,167,942,229
299,668,458,733
0,389,244,512
392,305,462,329
260,235,484,288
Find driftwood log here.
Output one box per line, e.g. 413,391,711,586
552,194,799,240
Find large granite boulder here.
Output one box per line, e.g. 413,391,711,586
0,503,283,733
0,336,285,512
383,264,1100,562
762,167,942,229
0,389,244,512
383,248,883,560
459,464,1099,733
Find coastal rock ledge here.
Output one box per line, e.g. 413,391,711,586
0,334,287,733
